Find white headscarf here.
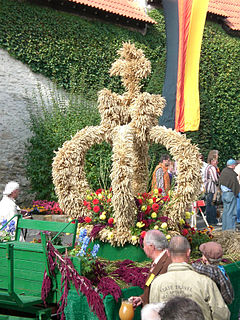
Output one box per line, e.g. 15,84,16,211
3,181,19,196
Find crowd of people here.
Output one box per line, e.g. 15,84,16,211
152,150,240,230
0,149,239,319
130,230,233,320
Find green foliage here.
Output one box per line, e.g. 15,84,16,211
25,85,112,200
0,0,166,100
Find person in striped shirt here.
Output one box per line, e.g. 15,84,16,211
204,153,220,225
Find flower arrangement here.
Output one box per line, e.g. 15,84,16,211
0,219,16,242
24,200,64,215
80,188,174,245
69,228,101,278
42,237,150,320
179,221,214,256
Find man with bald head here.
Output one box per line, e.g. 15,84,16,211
130,230,171,307
149,236,230,320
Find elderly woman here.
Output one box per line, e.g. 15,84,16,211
0,181,21,222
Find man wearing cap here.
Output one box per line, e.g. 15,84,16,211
150,236,230,320
219,159,239,230
192,242,234,305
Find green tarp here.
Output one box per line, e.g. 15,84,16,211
225,261,240,320
64,287,143,320
65,261,240,320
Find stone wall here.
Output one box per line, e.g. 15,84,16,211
0,49,56,205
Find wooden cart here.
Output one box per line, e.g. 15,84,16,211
0,215,79,319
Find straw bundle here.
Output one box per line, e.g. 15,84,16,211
52,42,202,244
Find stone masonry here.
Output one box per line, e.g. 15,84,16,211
0,49,58,205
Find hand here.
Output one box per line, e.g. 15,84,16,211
128,296,142,308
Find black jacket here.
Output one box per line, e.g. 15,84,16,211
219,167,239,197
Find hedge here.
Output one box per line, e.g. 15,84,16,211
0,0,239,199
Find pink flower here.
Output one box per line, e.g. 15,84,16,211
93,199,99,205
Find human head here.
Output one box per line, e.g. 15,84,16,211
159,296,204,320
207,150,219,164
199,241,223,265
144,230,168,260
141,303,164,320
3,181,20,199
168,236,191,262
160,154,170,167
226,159,237,169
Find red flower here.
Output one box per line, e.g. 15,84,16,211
162,195,170,202
141,231,146,238
152,197,157,203
93,199,99,205
108,218,114,224
107,199,111,203
152,203,159,212
84,217,92,223
87,205,91,210
138,198,143,205
158,188,162,193
83,200,90,206
96,189,102,195
93,206,100,213
145,206,151,214
182,229,189,236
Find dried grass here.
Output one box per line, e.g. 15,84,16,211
212,230,240,262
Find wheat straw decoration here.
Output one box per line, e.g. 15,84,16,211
52,42,202,245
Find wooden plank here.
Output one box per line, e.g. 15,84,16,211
17,219,76,233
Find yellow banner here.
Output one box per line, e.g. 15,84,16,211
183,0,209,131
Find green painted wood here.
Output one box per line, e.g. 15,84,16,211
88,240,149,262
0,316,35,320
0,217,80,313
16,219,77,234
15,217,78,250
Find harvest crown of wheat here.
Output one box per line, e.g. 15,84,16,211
52,42,202,246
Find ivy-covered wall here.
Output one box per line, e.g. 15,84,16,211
0,0,239,199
